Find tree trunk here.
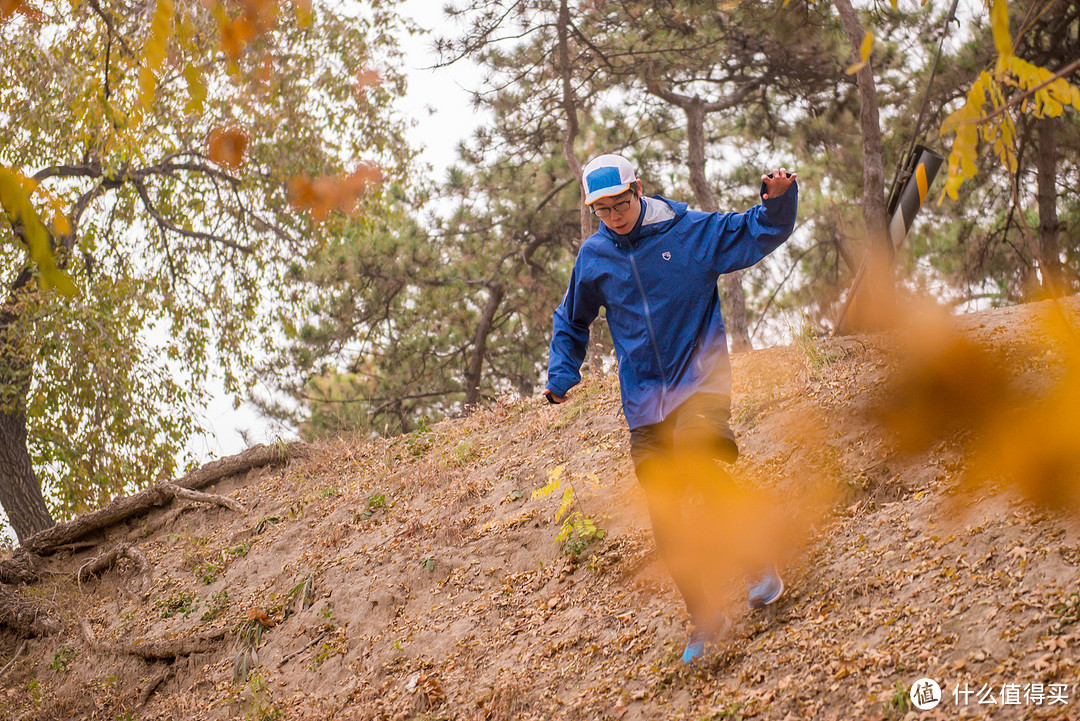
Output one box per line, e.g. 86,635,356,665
684,99,753,352
0,408,55,543
833,0,892,333
1035,116,1063,295
0,269,56,543
557,0,606,374
464,283,505,408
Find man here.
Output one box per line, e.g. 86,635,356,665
543,153,798,663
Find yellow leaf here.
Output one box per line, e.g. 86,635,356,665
0,168,77,296
990,0,1012,59
859,30,874,62
845,60,867,76
844,31,873,75
137,0,175,108
184,64,206,115
1,0,43,23
556,486,573,522
1042,96,1063,117
532,465,565,499
52,210,70,237
220,16,255,60
293,0,312,27
139,66,157,102
207,127,249,168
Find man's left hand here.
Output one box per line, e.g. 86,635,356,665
762,167,797,200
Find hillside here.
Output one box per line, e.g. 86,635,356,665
2,297,1080,721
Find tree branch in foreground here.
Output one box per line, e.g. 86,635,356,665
17,442,298,556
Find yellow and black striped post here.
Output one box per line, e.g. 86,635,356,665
887,145,944,251
834,145,944,334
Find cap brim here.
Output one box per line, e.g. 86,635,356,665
584,184,631,205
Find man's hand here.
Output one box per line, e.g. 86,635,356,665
762,167,797,200
542,389,566,404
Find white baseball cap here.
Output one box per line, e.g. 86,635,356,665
582,154,638,205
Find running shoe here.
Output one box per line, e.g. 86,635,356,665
746,565,785,610
681,613,732,664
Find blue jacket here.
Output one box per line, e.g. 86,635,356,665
546,184,798,429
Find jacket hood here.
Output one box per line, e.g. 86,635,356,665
599,195,688,248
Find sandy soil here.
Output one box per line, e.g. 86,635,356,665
2,296,1080,721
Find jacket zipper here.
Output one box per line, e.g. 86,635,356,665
628,251,669,415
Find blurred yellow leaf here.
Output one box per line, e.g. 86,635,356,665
293,0,312,27
990,0,1012,59
0,0,43,23
184,64,207,115
0,168,77,296
845,31,873,75
207,127,249,169
218,0,280,59
51,210,70,237
845,60,867,75
858,29,874,61
220,16,256,60
878,306,1013,453
288,162,384,223
240,0,279,30
965,306,1080,512
137,0,175,108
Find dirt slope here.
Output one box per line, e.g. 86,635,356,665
3,297,1080,721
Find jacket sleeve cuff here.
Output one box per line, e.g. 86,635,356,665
760,179,798,219
546,377,574,397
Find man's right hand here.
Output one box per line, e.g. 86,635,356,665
542,389,566,404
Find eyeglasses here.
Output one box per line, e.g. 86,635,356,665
590,196,635,218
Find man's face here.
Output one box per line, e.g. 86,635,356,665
590,187,641,235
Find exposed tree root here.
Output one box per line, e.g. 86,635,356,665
159,483,247,513
97,627,229,660
0,640,28,678
0,552,42,584
10,443,299,560
76,543,151,585
0,583,59,637
136,663,177,708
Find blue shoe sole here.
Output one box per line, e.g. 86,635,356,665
747,573,785,610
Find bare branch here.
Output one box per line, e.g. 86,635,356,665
133,179,254,254
32,164,105,183
87,0,135,57
141,160,242,187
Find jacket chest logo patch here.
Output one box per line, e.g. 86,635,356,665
662,251,671,261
